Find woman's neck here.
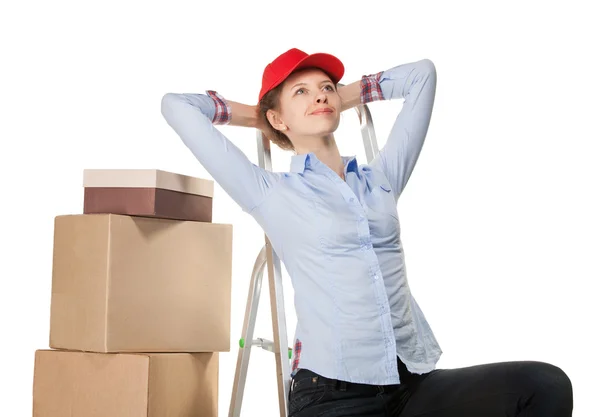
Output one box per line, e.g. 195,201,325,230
294,134,345,180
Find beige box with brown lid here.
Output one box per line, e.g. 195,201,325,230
83,169,214,222
49,213,233,353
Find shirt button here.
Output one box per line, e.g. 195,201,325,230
349,198,355,202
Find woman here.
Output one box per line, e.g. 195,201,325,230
161,48,573,417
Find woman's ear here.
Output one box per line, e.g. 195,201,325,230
266,109,288,132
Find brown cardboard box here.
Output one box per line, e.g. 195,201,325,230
82,169,214,222
32,349,218,417
49,213,232,353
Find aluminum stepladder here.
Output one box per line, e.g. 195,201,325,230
228,99,380,417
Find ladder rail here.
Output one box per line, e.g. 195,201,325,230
356,102,379,163
228,246,267,417
264,237,289,416
229,100,378,417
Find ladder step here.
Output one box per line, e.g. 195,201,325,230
239,337,292,359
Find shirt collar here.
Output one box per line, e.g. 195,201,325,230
290,153,310,173
289,153,358,174
342,155,358,174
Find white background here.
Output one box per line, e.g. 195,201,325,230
1,0,598,415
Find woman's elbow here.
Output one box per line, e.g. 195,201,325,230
421,59,436,74
160,93,178,122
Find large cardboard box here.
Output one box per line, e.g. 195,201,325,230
32,349,218,417
49,213,232,353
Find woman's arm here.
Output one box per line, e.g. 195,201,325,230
363,59,437,199
227,100,261,128
161,91,281,214
338,80,362,112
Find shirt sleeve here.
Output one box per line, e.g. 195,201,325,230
161,91,282,214
366,59,437,200
206,90,232,125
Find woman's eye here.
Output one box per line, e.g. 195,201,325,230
295,85,333,95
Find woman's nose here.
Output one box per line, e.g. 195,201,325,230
316,94,328,104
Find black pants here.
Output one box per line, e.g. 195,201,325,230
288,357,573,416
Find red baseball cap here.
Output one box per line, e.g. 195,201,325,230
258,48,345,102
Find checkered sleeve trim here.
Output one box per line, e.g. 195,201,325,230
360,71,385,104
291,339,302,372
206,90,232,125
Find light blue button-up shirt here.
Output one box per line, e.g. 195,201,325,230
161,58,442,385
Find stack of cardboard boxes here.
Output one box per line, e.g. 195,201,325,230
32,169,233,417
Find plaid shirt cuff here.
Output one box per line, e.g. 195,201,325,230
360,71,385,104
291,338,302,372
206,90,232,125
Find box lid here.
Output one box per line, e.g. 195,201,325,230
83,169,214,197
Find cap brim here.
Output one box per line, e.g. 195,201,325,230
293,52,345,84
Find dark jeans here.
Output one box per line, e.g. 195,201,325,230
288,357,573,416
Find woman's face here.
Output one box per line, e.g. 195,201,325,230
268,68,342,142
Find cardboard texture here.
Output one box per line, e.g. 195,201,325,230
82,169,214,222
49,213,233,353
83,187,213,222
32,349,219,417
